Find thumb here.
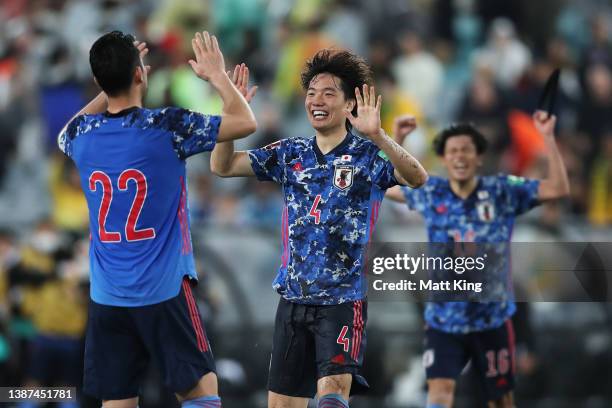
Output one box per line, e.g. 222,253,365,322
246,85,259,101
344,108,356,125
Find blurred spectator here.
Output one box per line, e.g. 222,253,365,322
577,63,612,162
579,14,612,86
391,30,443,120
457,67,508,171
8,221,86,406
49,155,89,234
322,0,367,55
589,131,612,225
473,17,532,89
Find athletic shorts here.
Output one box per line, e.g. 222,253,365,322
84,277,215,400
423,320,516,401
268,297,369,398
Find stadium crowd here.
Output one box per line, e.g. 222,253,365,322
0,0,611,406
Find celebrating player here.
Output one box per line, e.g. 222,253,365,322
57,31,256,408
386,114,569,408
211,51,427,408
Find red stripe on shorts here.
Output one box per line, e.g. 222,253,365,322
182,279,208,352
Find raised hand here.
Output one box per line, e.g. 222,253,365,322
393,115,418,145
344,84,383,139
227,63,258,103
188,31,226,82
134,40,151,73
533,110,556,139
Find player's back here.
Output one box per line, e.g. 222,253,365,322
59,107,220,306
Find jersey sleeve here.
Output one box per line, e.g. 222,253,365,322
57,115,86,158
501,174,541,215
247,140,286,183
371,149,399,190
401,178,431,212
163,107,221,160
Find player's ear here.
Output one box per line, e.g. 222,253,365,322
346,98,356,112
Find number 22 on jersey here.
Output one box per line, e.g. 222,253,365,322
89,169,156,243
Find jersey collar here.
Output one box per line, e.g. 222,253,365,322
446,176,482,202
104,106,140,118
313,131,354,165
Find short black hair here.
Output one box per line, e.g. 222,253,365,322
89,31,140,96
301,49,373,130
433,123,488,156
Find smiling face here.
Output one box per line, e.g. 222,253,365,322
305,73,355,134
442,135,482,182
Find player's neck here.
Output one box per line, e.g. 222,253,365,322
314,127,348,154
106,90,143,114
449,177,479,199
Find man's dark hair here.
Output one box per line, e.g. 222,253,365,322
433,123,488,156
89,31,140,96
301,49,373,130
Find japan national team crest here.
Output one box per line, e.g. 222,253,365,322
476,200,495,222
333,165,354,190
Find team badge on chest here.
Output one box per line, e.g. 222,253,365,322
333,165,354,190
476,201,495,222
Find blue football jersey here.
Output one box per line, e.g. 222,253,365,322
249,132,398,305
402,175,540,333
58,106,220,306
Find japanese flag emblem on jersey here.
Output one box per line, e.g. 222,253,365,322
333,165,354,190
476,201,495,222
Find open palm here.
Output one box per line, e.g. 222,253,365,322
188,31,225,82
227,63,258,103
345,84,382,138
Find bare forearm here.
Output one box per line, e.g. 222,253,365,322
209,73,256,139
210,140,235,175
372,129,428,187
540,136,570,198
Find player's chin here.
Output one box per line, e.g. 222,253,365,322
450,171,475,183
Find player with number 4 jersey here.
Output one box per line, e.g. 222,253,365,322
58,31,256,408
211,52,427,408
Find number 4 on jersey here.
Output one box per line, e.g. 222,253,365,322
309,194,322,224
89,169,156,243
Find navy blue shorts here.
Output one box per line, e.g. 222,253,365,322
84,277,215,400
268,297,369,398
423,320,516,401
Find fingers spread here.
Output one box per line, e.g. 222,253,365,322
192,37,202,61
232,65,240,83
362,84,369,106
202,31,212,52
355,87,364,106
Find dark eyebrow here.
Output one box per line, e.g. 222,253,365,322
307,87,338,92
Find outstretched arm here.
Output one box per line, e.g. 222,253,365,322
344,85,428,188
188,31,257,142
385,186,408,203
210,64,258,177
533,111,570,201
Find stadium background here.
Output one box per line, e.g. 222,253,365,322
1,0,612,407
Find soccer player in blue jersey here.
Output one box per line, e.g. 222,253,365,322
57,31,256,408
386,113,570,408
211,52,428,408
